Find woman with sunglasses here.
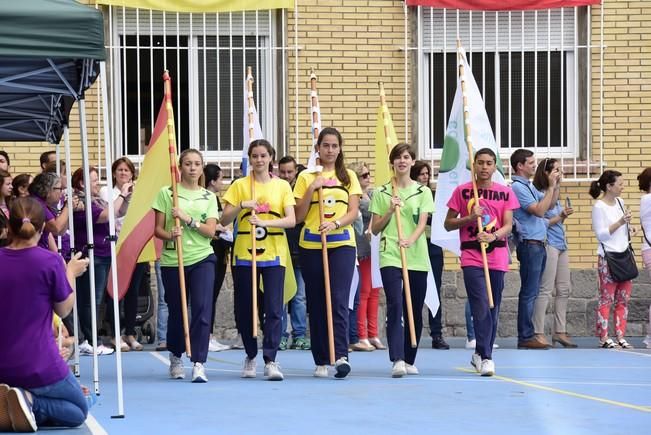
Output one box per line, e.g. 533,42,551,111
348,162,384,352
531,158,576,348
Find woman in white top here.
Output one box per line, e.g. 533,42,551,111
590,170,634,349
637,168,651,349
98,157,143,352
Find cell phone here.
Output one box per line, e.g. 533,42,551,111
565,197,571,208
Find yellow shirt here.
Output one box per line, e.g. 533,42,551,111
223,176,295,267
293,169,362,249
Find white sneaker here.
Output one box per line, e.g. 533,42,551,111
643,335,651,349
264,361,284,381
314,365,329,378
465,339,476,349
169,354,185,379
79,340,93,356
405,363,419,375
480,359,495,377
334,357,351,379
209,338,231,352
493,343,500,349
241,357,257,378
471,353,482,373
96,345,115,356
192,363,208,383
391,360,407,378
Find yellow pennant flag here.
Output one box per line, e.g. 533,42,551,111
374,104,398,187
95,0,294,13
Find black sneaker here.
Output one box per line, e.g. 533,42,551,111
431,336,450,350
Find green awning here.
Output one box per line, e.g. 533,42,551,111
0,0,105,60
0,0,105,143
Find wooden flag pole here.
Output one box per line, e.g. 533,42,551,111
457,42,494,308
163,70,192,356
378,82,417,348
310,69,335,365
246,66,259,338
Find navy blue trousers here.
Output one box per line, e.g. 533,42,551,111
300,246,356,366
463,266,505,360
161,254,215,363
380,267,427,365
233,265,285,363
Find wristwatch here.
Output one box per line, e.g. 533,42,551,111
187,217,201,230
334,220,341,229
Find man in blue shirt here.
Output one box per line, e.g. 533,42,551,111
510,149,559,349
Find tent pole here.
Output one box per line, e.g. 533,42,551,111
55,145,62,253
79,98,100,395
64,126,81,377
100,61,125,418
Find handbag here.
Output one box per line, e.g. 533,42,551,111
601,199,638,282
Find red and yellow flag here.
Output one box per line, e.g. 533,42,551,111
107,102,172,299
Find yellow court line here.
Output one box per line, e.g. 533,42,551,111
455,367,651,413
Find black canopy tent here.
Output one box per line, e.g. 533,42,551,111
0,0,127,417
0,0,104,142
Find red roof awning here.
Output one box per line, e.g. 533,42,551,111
405,1,601,11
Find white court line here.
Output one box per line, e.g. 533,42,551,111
496,366,651,369
151,351,170,366
85,412,108,435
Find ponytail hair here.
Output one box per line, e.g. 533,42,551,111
8,197,45,240
589,169,622,199
317,127,350,187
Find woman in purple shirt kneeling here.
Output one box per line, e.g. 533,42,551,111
0,197,89,431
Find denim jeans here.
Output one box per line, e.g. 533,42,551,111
75,255,111,343
29,371,88,428
463,267,504,360
465,300,475,341
281,267,307,339
516,242,547,341
155,260,168,344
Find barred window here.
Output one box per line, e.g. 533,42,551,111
414,6,603,178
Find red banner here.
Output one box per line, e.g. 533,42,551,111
405,1,601,10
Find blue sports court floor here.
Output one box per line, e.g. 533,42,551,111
35,338,651,435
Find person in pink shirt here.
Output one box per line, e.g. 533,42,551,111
444,148,519,377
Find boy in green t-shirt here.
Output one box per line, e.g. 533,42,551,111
370,143,434,378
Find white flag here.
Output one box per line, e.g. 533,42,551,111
306,99,322,172
242,76,264,176
431,47,506,255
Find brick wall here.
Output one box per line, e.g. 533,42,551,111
2,0,649,338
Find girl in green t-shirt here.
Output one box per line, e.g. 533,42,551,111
152,149,219,384
293,127,361,379
370,143,434,378
220,139,296,381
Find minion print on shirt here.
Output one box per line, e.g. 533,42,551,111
222,176,295,267
293,169,363,250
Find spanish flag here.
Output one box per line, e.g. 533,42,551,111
107,101,172,300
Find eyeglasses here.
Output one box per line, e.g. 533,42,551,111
360,172,371,179
420,171,430,176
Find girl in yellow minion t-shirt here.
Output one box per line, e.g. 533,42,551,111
221,139,296,381
293,127,362,379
